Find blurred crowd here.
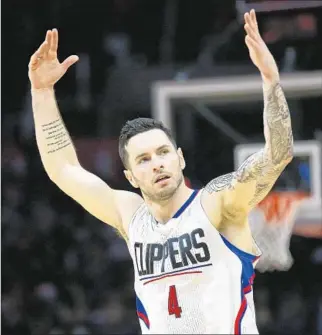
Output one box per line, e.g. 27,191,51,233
2,144,138,335
2,141,322,335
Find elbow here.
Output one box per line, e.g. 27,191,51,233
42,159,80,184
278,151,293,169
285,153,293,164
267,141,294,166
276,151,293,172
286,134,294,162
41,160,62,184
284,144,294,165
44,165,60,183
37,153,60,182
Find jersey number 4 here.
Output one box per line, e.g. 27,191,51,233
168,285,182,318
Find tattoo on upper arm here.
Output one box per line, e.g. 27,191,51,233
205,173,235,193
206,83,293,208
42,119,72,154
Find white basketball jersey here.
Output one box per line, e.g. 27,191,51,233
127,189,261,334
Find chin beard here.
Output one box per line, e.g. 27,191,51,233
141,175,184,203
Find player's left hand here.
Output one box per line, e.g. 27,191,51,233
244,9,280,84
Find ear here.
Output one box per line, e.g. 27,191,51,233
177,148,186,170
124,169,139,188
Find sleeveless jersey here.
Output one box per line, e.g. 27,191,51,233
127,189,261,334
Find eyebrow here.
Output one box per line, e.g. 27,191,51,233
135,145,171,161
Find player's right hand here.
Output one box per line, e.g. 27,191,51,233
28,29,79,90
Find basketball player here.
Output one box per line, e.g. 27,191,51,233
29,10,293,334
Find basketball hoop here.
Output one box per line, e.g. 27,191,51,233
249,191,309,272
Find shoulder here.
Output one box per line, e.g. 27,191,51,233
201,173,246,228
200,186,223,229
204,173,236,193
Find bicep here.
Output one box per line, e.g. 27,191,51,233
205,149,288,217
52,164,141,233
232,148,286,209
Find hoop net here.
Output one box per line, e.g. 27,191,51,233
249,191,309,272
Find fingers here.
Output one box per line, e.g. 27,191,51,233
35,30,51,58
29,28,59,69
244,9,260,39
51,28,58,53
29,28,74,73
45,30,52,48
244,9,257,29
250,9,258,27
244,23,258,42
36,39,50,57
29,54,39,70
29,39,49,70
245,35,258,51
61,55,79,71
46,28,58,60
29,29,53,69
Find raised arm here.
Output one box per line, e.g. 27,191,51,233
29,29,142,237
203,10,293,224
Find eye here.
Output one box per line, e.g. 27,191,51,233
160,149,169,155
138,157,149,164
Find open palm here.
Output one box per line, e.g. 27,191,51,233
28,29,79,90
244,10,279,83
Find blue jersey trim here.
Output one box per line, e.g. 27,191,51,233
220,234,258,334
172,189,199,219
220,234,257,262
136,295,150,329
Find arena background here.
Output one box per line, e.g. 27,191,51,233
2,1,322,334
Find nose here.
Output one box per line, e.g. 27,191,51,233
152,156,164,172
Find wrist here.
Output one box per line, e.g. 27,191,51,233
31,86,55,95
261,74,280,88
261,67,280,85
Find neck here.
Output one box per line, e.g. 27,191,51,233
144,183,194,224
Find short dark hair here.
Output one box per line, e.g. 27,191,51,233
118,117,177,168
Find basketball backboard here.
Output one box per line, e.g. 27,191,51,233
234,140,322,237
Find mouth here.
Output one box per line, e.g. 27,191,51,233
154,174,171,184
